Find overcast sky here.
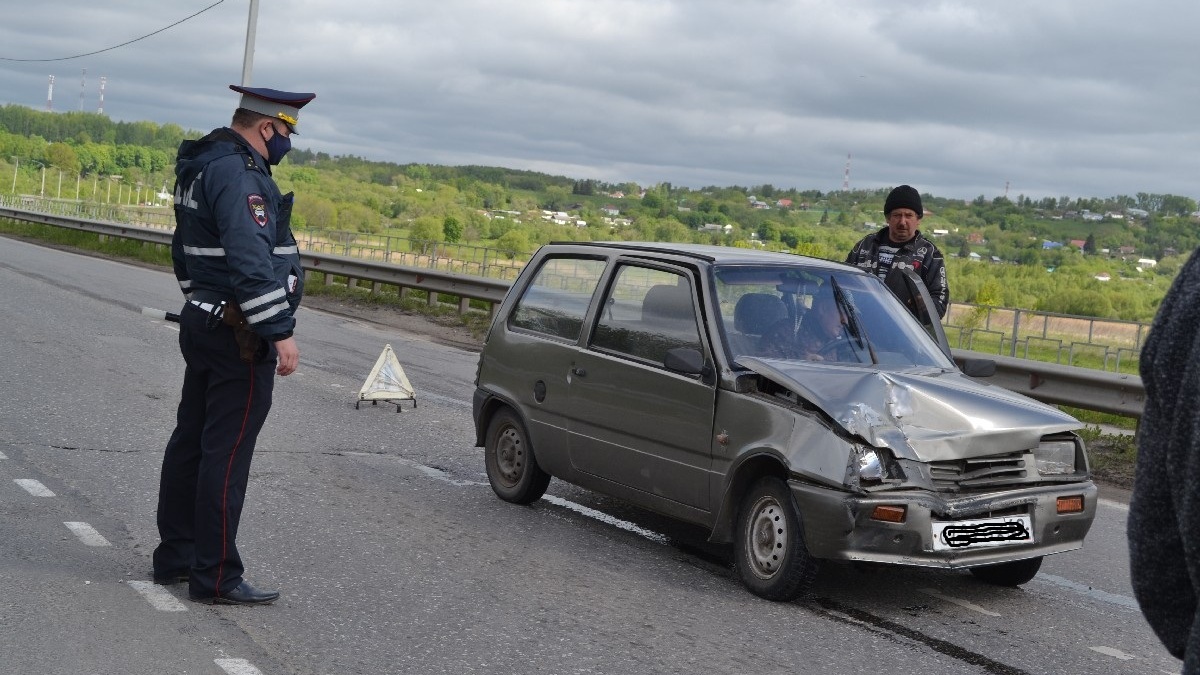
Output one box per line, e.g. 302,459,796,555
1,1,1197,201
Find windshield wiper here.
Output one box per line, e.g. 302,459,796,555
829,277,878,364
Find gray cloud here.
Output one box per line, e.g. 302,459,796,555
1,0,1197,200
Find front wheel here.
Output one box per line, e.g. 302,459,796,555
969,556,1043,586
484,408,550,505
734,476,819,601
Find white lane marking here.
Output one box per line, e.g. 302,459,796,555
918,588,1001,617
0,451,7,459
347,453,673,546
1033,573,1141,611
63,521,111,547
1098,498,1128,512
14,479,55,497
215,658,265,675
127,580,188,612
1089,646,1136,660
542,494,669,544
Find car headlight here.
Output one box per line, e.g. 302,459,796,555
858,449,884,481
1034,440,1077,475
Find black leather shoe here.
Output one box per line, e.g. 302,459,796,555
190,581,279,605
152,571,189,585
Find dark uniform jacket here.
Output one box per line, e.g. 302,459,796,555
1129,247,1200,668
846,227,948,318
171,128,304,341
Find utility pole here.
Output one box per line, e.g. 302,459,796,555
241,0,259,86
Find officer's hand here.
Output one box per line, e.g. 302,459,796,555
274,337,299,376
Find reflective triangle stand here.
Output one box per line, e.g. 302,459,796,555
356,344,417,412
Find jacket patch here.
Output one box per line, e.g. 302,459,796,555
247,194,268,227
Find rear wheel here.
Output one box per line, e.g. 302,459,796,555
734,476,819,601
969,556,1043,586
484,408,550,504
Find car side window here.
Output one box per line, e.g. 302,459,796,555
592,266,701,364
509,257,606,341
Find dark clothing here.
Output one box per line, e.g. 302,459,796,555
846,227,948,318
170,127,304,341
153,303,276,596
1129,248,1200,668
154,127,303,600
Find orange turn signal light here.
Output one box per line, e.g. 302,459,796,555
1057,495,1084,514
870,505,907,523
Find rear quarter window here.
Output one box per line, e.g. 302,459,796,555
509,257,607,341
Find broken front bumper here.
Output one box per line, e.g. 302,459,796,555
789,479,1098,568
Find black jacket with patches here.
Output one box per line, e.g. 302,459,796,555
845,227,949,318
170,128,304,340
1129,246,1200,668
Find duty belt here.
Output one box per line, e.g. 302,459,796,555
190,300,220,313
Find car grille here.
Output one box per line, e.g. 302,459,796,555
929,452,1030,490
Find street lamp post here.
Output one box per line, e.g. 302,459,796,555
242,0,259,86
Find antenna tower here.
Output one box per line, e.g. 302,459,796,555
97,77,107,115
79,69,86,111
842,154,851,191
46,75,55,111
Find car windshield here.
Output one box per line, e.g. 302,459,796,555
714,264,954,369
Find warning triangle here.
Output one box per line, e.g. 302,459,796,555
357,344,416,411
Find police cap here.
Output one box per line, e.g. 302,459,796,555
229,85,316,134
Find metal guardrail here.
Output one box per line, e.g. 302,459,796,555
0,204,1146,419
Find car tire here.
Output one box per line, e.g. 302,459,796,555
968,556,1043,586
485,407,550,505
734,476,820,601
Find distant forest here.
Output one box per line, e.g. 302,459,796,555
2,103,1197,323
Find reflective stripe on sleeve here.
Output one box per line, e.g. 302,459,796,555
273,245,298,255
182,245,226,257
245,301,287,326
242,287,285,311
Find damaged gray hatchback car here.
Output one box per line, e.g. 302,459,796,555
472,242,1096,601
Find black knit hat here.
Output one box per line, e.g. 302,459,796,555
884,185,923,219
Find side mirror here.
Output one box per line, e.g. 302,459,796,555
959,357,997,378
665,347,707,377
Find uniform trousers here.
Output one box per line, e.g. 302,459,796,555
153,302,276,598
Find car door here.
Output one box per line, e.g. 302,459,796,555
496,255,608,471
566,263,717,511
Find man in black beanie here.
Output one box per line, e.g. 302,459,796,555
1128,246,1200,670
846,184,949,318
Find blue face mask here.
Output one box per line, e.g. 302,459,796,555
265,128,292,165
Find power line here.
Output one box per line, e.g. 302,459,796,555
0,1,226,62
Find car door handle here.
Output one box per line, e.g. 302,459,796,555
572,367,587,377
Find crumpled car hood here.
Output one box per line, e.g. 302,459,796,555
738,358,1081,462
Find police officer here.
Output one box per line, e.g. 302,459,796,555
846,184,950,318
152,85,315,605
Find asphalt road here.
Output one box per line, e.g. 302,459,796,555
0,235,1180,675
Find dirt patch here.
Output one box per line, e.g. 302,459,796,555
302,293,487,353
1082,433,1138,490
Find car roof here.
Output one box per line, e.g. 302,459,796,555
544,241,855,272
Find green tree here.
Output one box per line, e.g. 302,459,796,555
496,229,531,259
409,216,444,251
443,214,463,243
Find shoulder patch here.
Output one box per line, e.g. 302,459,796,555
247,194,268,227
